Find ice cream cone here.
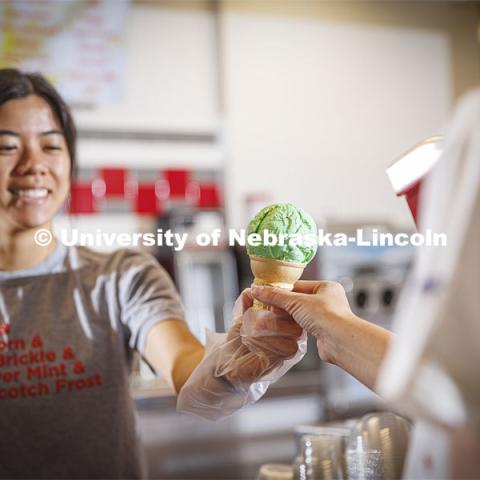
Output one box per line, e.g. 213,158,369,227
249,255,305,310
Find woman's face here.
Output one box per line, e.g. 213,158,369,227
0,95,71,232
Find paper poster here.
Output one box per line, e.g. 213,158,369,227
0,0,130,106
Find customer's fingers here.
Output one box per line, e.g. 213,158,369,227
241,289,254,312
292,281,321,294
233,289,254,317
251,285,309,315
293,280,337,294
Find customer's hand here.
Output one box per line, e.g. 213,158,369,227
251,281,355,364
220,289,304,383
251,281,392,390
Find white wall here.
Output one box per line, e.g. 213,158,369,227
221,7,456,228
73,2,219,131
72,2,222,169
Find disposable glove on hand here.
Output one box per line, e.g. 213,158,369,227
216,289,305,382
176,289,307,420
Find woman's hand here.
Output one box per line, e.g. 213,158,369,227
251,281,392,390
220,289,304,383
176,289,307,420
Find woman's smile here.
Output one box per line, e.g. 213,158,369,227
9,187,52,205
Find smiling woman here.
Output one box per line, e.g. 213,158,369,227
0,70,75,271
0,69,305,479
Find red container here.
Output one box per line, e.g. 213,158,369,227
197,183,221,209
69,182,96,214
164,169,190,199
135,183,162,215
100,168,127,197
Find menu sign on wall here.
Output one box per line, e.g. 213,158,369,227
0,0,130,106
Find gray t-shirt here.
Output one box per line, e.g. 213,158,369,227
0,242,185,479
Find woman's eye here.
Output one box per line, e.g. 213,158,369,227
0,145,17,152
45,145,62,151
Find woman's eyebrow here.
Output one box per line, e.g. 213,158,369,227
0,130,64,137
41,129,64,136
0,130,19,137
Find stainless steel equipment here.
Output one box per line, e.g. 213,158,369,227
174,246,238,341
291,412,410,480
345,412,411,480
157,208,239,343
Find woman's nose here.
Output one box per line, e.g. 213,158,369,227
15,147,48,176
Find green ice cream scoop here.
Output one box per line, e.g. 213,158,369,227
247,203,318,264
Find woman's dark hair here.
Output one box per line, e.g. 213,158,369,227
0,68,77,178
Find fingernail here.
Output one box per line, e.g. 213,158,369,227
252,285,263,294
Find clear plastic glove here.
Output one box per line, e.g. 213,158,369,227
176,289,307,420
216,289,305,382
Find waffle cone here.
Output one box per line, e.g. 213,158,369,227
249,255,305,310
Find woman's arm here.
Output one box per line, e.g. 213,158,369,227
143,291,305,399
251,281,392,391
144,319,205,394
